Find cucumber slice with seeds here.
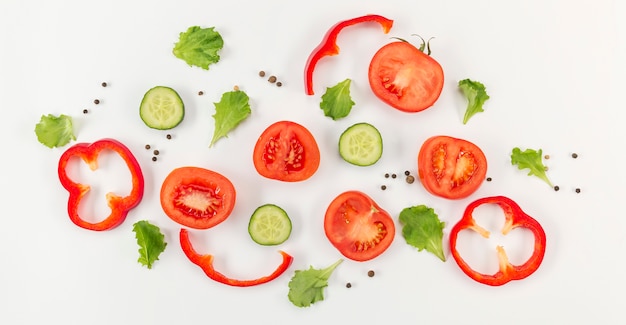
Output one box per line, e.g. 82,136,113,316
139,86,185,130
339,122,383,166
248,204,292,246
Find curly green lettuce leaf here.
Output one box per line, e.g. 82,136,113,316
511,147,553,187
288,259,343,308
34,114,76,148
133,220,167,269
320,79,355,120
173,26,224,70
399,205,446,262
458,78,490,124
210,90,251,147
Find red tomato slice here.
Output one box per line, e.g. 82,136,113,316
160,166,236,229
368,41,444,112
253,120,320,182
324,191,395,262
417,136,487,199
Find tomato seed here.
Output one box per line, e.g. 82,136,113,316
367,270,375,277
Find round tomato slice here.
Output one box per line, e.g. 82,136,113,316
160,166,236,229
324,191,395,262
417,135,487,199
253,120,320,182
368,41,444,113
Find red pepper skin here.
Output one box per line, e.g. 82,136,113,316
449,196,546,286
57,138,144,231
179,228,293,287
304,14,394,95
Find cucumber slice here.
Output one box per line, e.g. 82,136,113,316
338,122,383,166
139,86,185,130
248,204,292,246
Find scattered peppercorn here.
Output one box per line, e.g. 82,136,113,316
391,173,397,179
406,175,415,184
575,188,581,193
486,177,492,182
268,76,277,83
404,170,410,176
153,150,160,155
384,173,390,178
166,134,172,139
82,109,88,114
381,185,387,190
152,157,157,162
233,85,240,91
346,283,352,288
367,270,375,277
554,185,560,191
101,82,107,87
145,144,151,150
259,70,266,77
198,91,204,96
544,154,550,159
276,81,282,87
544,166,549,171
94,99,100,105
572,153,578,159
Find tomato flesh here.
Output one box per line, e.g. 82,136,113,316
418,136,487,199
368,41,444,112
324,191,395,262
160,166,236,229
253,121,320,182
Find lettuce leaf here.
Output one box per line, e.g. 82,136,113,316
288,259,342,307
320,79,355,120
133,220,167,269
398,205,446,261
34,114,76,148
458,78,490,124
210,90,251,147
173,26,224,70
511,147,553,187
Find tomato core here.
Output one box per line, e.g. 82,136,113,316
174,184,222,218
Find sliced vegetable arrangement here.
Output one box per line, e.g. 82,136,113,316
37,13,558,309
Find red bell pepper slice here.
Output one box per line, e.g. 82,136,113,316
304,14,394,95
449,196,546,286
57,138,144,231
179,228,293,287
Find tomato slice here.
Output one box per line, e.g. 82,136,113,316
160,166,236,229
324,191,395,262
417,136,487,199
253,120,321,182
368,41,444,113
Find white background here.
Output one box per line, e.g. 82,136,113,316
1,0,624,324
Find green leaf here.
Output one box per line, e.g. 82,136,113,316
288,259,343,308
132,220,167,269
458,78,490,124
510,147,553,187
34,114,76,148
320,79,355,120
210,90,251,147
173,26,224,70
398,205,446,262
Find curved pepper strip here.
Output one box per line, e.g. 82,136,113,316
304,14,394,95
449,196,546,286
58,138,144,231
179,228,293,287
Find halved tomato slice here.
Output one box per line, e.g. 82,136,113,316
160,166,236,229
417,135,487,199
324,191,395,262
253,120,320,182
368,41,444,113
